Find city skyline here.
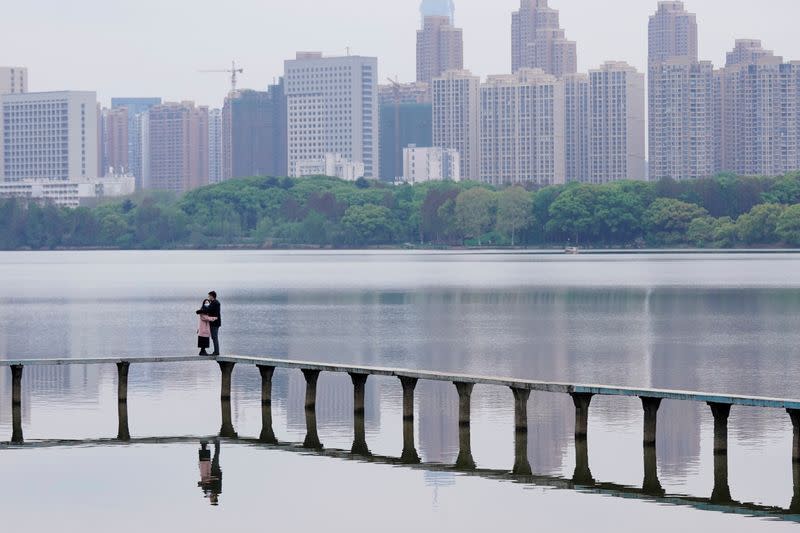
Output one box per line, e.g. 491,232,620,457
2,0,799,107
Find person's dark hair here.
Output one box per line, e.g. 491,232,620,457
208,291,217,299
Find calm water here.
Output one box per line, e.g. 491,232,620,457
1,251,800,532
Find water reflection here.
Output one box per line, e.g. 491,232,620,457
197,440,222,506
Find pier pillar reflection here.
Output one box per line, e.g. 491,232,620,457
511,387,532,476
217,362,236,401
399,377,420,464
787,409,800,463
219,398,237,438
11,402,23,444
117,399,130,441
791,460,800,513
454,382,475,470
641,397,662,447
570,393,593,440
711,448,732,503
349,373,370,456
303,368,323,449
708,403,732,454
642,444,664,496
11,365,23,406
258,366,276,444
572,437,594,484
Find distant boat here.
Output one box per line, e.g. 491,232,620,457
564,246,580,255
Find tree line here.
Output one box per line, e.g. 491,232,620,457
2,173,800,250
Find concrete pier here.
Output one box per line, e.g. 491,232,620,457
788,409,800,462
302,369,320,409
351,410,370,456
258,366,276,444
571,393,593,439
11,365,23,406
303,405,322,449
711,450,732,503
218,362,235,401
350,373,368,415
708,403,732,454
117,362,130,403
456,421,476,470
792,461,800,513
401,418,420,464
642,397,662,447
513,423,532,476
399,377,417,421
511,388,530,432
454,382,474,426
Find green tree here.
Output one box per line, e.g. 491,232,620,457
454,187,495,245
776,205,800,246
341,204,398,245
496,186,533,246
736,203,786,244
687,217,716,248
546,185,596,244
643,198,708,245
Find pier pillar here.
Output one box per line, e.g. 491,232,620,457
511,387,530,432
708,402,732,454
11,365,23,406
570,393,593,440
218,362,235,401
511,387,531,476
572,436,594,484
116,361,130,404
642,444,664,496
792,460,800,513
710,448,732,503
399,377,418,421
454,382,474,427
302,369,320,410
788,409,800,462
11,402,23,444
641,397,662,447
219,398,237,439
258,366,276,444
117,399,130,442
349,373,368,415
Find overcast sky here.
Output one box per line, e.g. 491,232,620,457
2,0,799,108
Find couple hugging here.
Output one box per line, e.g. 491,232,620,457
197,291,221,356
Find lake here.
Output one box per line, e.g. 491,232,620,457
1,251,800,532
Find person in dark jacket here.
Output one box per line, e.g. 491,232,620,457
206,291,222,356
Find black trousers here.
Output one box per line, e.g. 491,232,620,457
210,326,220,355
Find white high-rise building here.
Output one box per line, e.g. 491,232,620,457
402,145,460,183
284,52,379,178
0,67,27,95
588,62,646,183
511,0,577,78
1,91,98,182
479,69,565,186
432,69,479,181
648,1,698,64
208,108,223,184
564,73,590,182
717,41,800,177
417,16,463,84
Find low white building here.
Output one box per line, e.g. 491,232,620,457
293,153,365,181
0,176,135,208
401,145,460,183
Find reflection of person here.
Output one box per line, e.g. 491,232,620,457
196,299,217,356
206,291,222,356
197,440,223,506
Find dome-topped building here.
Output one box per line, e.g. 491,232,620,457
420,0,455,23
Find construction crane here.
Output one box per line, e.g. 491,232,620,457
387,77,403,179
199,60,244,95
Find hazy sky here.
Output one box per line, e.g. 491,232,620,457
2,0,799,108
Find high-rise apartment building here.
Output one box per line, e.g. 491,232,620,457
479,69,565,186
141,101,209,192
717,41,799,177
648,2,714,181
511,0,577,78
1,91,98,182
564,73,590,182
284,52,379,178
402,145,460,183
111,97,161,188
416,16,464,84
102,107,129,176
222,81,287,180
432,70,479,181
0,67,27,95
208,109,223,184
588,62,646,183
648,1,698,64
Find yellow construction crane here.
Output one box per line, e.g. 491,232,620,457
199,60,244,94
